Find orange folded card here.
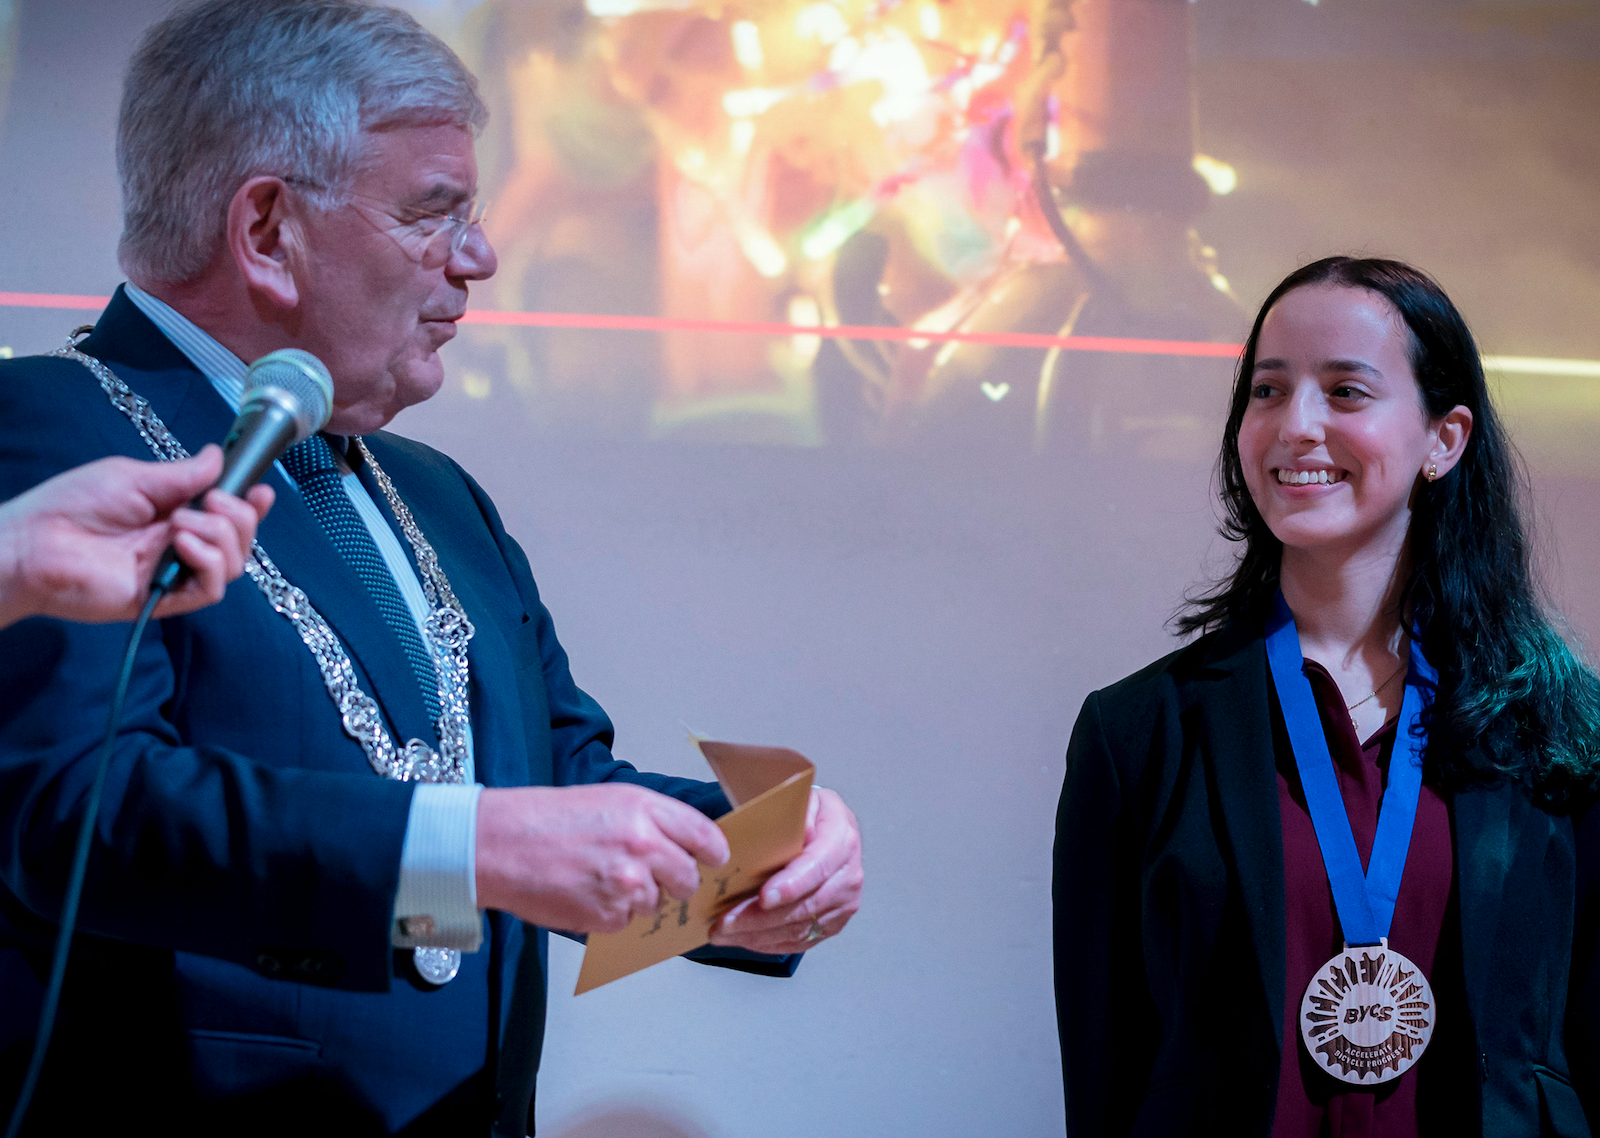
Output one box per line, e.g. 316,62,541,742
574,738,815,994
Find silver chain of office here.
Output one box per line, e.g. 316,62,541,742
53,339,475,787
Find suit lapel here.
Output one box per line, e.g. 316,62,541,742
249,479,438,747
1191,627,1289,1052
355,442,526,790
440,569,523,790
83,288,437,751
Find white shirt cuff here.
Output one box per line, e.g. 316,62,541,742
392,782,483,952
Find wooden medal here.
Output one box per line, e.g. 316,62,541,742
1300,939,1434,1085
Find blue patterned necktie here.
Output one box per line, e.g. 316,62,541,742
279,435,441,735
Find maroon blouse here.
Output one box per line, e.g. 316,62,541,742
1272,661,1455,1138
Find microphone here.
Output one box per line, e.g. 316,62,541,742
150,348,333,594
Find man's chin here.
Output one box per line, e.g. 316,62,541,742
397,359,448,410
327,364,446,435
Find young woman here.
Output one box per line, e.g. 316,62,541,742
1053,257,1600,1137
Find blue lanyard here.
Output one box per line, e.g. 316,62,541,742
1265,592,1436,947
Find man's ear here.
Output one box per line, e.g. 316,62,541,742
226,177,301,310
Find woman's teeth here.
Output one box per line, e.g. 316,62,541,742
1277,469,1343,486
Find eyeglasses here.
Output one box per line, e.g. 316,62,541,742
349,193,488,261
397,197,488,259
280,176,487,261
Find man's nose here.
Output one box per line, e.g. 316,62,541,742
449,223,497,281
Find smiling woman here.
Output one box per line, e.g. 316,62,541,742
1053,257,1600,1137
1188,258,1600,805
1232,280,1473,743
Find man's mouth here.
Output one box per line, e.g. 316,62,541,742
1275,468,1347,486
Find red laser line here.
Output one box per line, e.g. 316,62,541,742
0,292,110,310
461,310,1244,357
1,292,1245,358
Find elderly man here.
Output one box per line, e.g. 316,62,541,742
0,1,862,1134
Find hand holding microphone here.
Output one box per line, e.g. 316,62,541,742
0,449,273,629
149,348,333,596
0,349,332,629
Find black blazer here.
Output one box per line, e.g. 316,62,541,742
1053,620,1599,1137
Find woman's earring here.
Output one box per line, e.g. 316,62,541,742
1426,463,1439,482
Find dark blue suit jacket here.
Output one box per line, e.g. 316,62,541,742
0,288,793,1136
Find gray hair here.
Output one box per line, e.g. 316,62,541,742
117,0,487,284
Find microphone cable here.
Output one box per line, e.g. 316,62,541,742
3,585,167,1138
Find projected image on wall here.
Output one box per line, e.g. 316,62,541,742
0,7,1596,1134
1,0,1596,467
374,0,1600,464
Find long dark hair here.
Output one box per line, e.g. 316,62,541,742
1180,256,1600,808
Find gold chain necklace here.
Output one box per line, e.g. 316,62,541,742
1346,660,1406,712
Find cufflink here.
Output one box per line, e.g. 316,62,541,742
399,915,436,938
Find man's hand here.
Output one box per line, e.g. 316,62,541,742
0,446,274,629
475,783,731,933
709,786,862,954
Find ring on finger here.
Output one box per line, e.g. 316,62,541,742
803,918,825,944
